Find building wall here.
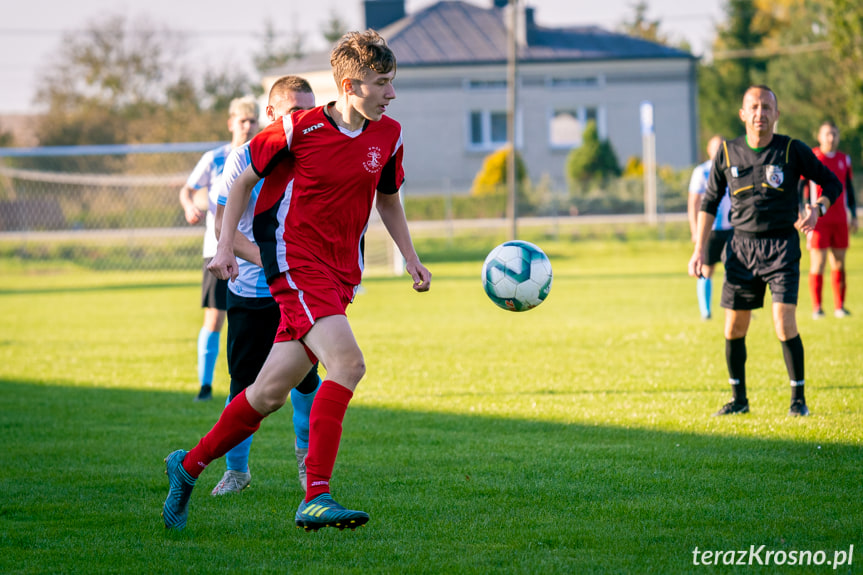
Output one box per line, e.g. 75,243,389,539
266,57,696,195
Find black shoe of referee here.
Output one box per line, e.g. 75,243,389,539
788,399,810,417
713,399,749,416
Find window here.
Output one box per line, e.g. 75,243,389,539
549,106,601,148
548,76,600,89
469,110,511,149
470,112,484,146
466,79,508,90
490,112,508,144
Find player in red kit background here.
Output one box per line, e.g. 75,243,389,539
804,121,858,319
162,30,431,532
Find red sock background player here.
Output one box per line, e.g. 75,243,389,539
804,121,858,319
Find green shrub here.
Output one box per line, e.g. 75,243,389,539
566,121,621,193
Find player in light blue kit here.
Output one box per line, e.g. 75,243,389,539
179,96,260,401
688,135,733,320
209,77,319,495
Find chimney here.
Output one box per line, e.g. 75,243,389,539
524,6,537,44
364,0,406,31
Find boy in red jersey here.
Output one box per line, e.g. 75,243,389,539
804,121,858,319
162,30,431,531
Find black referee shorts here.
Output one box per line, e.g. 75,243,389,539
201,258,228,310
706,229,733,267
721,230,801,310
226,291,280,398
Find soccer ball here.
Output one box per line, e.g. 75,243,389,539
481,240,552,312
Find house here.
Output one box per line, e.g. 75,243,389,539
267,0,697,194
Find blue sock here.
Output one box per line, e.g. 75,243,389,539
224,395,254,472
290,374,321,449
697,277,712,319
197,328,220,387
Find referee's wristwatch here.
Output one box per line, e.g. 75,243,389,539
815,202,827,217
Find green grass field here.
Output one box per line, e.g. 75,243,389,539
1,234,861,574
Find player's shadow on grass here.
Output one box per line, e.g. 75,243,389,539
2,377,861,574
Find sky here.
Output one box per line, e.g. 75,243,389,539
0,0,725,114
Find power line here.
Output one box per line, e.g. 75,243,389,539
713,41,831,60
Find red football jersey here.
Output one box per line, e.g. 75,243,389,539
811,147,853,225
251,105,404,287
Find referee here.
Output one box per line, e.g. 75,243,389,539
688,85,843,417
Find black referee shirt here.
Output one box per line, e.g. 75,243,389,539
702,134,843,234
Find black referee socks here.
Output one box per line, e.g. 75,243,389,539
781,335,805,400
725,337,747,403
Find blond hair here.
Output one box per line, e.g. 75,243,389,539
228,95,258,118
330,30,396,93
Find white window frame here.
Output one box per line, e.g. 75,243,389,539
467,109,523,152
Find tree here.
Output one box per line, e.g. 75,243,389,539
698,0,770,145
35,15,173,146
759,0,838,144
32,13,253,154
697,0,862,161
565,121,621,192
619,1,669,45
0,129,14,148
321,11,349,45
253,21,305,75
825,0,863,161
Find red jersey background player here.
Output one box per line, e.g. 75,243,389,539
804,121,858,318
162,30,431,532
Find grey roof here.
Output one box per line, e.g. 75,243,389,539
270,0,692,76
282,51,333,75
384,1,693,66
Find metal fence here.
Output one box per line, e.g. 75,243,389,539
0,142,716,271
0,143,410,273
0,143,220,270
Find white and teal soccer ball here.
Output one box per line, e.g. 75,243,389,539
481,240,552,312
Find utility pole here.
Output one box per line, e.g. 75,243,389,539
640,100,657,225
506,0,518,240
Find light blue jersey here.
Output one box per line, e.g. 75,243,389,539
186,143,233,257
689,159,732,231
214,143,270,298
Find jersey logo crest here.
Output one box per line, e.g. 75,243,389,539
765,165,784,188
363,146,383,173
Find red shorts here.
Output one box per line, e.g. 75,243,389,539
808,221,849,250
269,267,356,343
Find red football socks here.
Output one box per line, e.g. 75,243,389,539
182,389,264,478
832,269,846,309
809,273,823,310
304,380,353,501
